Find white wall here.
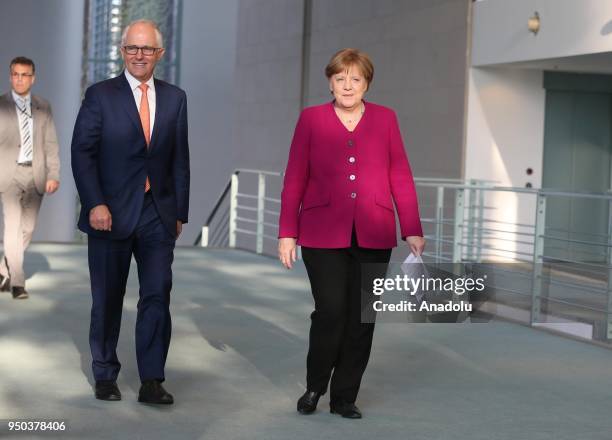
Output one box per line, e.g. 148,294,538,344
464,67,545,259
465,67,545,188
469,0,612,260
472,0,612,66
0,0,84,242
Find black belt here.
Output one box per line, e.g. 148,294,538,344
17,161,32,167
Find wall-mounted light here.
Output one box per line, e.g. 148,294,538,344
528,11,540,35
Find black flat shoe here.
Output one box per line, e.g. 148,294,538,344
0,274,9,292
138,380,174,405
330,401,362,419
95,381,121,401
11,286,28,299
297,390,322,414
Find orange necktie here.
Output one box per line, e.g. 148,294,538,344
139,83,151,192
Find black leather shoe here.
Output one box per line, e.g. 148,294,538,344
0,274,9,292
330,401,362,419
11,286,28,299
95,381,121,401
297,390,322,414
138,380,174,405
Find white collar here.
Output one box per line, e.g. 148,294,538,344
124,69,155,92
12,90,31,104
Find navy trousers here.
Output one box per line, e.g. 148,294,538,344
88,193,175,382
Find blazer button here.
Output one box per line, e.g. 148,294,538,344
351,192,357,199
347,140,354,147
348,156,355,163
349,174,356,181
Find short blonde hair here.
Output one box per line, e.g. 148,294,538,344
325,48,374,85
121,19,164,48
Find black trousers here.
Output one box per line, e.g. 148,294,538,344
301,231,391,403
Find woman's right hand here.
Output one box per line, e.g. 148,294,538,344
278,238,297,269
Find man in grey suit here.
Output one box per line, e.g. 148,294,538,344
0,57,60,299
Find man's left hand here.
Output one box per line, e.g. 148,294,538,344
176,221,183,237
45,180,60,194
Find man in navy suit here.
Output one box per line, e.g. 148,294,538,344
71,19,189,404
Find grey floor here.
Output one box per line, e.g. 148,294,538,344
1,244,612,440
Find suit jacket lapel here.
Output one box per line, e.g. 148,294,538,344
149,78,165,152
114,73,146,141
0,93,20,143
31,96,43,145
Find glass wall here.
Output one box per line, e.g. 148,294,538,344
82,0,181,89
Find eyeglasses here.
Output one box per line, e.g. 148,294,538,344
11,72,33,79
122,45,160,56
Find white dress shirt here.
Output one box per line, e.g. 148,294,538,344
12,90,34,163
124,70,156,139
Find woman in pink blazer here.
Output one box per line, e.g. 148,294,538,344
278,49,425,419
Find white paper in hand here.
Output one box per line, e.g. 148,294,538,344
402,252,423,265
401,253,427,303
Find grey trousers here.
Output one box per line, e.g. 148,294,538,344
0,165,43,287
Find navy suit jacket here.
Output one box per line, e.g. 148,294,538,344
71,72,190,239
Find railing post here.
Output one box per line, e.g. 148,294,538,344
453,189,464,263
531,193,546,325
201,226,209,247
476,185,484,263
467,179,477,261
606,199,612,339
229,173,239,248
435,186,444,263
256,173,266,254
608,199,612,267
606,272,612,340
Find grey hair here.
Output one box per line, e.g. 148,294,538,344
121,19,163,48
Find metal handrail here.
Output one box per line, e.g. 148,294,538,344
196,169,283,252
193,172,234,246
235,168,283,177
197,169,612,341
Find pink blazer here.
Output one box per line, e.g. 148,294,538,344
279,101,423,249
